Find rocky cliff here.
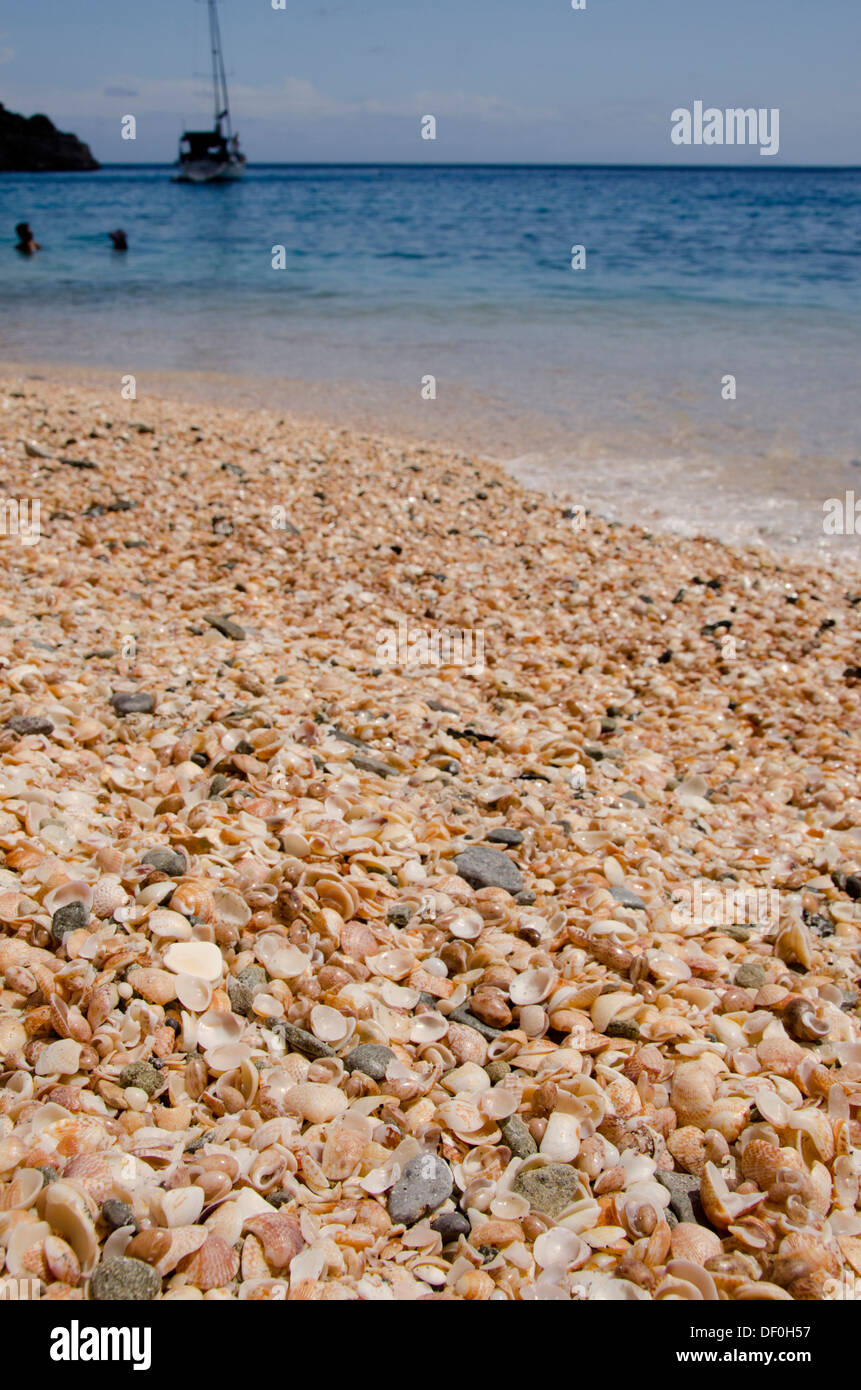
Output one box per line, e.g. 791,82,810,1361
0,103,100,171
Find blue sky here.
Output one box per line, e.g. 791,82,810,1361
1,0,859,163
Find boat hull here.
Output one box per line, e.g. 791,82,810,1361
172,155,246,183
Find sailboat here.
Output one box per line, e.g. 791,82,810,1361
174,0,246,183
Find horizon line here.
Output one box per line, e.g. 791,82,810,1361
16,160,861,171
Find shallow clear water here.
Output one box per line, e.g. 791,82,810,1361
1,164,860,556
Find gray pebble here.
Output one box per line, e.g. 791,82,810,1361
499,1115,537,1158
118,1061,161,1097
267,1019,335,1060
454,846,523,895
605,1018,641,1041
5,714,54,737
204,613,246,640
486,827,524,846
388,1153,454,1226
387,903,413,927
656,1170,701,1225
89,1256,161,1301
227,977,254,1016
609,885,647,910
237,965,267,990
512,1163,580,1218
446,1004,502,1041
344,1043,395,1082
142,846,187,876
735,962,767,990
51,900,89,941
110,691,155,716
431,1211,471,1244
101,1199,135,1230
484,1060,510,1083
515,890,537,906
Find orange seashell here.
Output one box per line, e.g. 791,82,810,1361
62,1156,113,1204
243,1213,305,1270
178,1232,239,1290
670,1062,716,1130
740,1139,802,1190
52,1115,109,1157
700,1161,765,1230
670,1222,722,1264
756,1034,806,1078
240,1232,270,1282
170,881,215,922
340,921,376,960
44,1235,81,1286
128,1225,207,1276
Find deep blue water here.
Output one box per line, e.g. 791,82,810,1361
1,165,859,552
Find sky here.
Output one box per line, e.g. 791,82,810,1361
1,0,860,164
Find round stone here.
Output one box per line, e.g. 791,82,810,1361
50,900,89,941
735,962,767,990
141,846,187,876
101,1199,135,1230
343,1043,395,1082
89,1256,161,1301
431,1211,471,1244
512,1163,581,1217
499,1115,538,1159
110,691,155,716
118,1061,161,1097
454,846,523,895
388,1153,454,1227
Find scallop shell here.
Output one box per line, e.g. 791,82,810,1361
244,1212,304,1269
178,1232,239,1290
670,1222,722,1264
740,1139,803,1189
131,967,179,1005
671,1062,716,1129
128,1224,208,1276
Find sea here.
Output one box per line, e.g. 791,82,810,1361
1,164,859,560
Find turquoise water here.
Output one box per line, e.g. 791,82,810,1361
1,164,860,552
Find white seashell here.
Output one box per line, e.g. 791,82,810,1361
442,1062,490,1095
211,886,251,928
380,982,419,1010
163,940,223,981
480,1088,519,1121
196,1010,244,1051
310,1005,349,1043
365,950,416,980
207,1042,251,1072
509,967,555,1006
136,881,176,907
446,910,484,940
410,1013,449,1045
148,907,193,939
519,1005,548,1037
489,1193,530,1220
175,973,213,1012
753,1089,790,1127
35,1039,83,1076
540,1111,581,1162
252,993,284,1018
205,1199,244,1245
436,1098,485,1134
254,934,310,980
534,1227,590,1270
157,1185,205,1228
5,1219,52,1276
286,1083,348,1124
43,880,94,916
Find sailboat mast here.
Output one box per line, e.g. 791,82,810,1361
208,0,232,138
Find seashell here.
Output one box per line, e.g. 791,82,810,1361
63,1156,113,1204
509,967,555,1007
156,1185,205,1228
131,968,178,1005
244,1212,304,1269
741,1140,802,1190
4,1219,52,1277
700,1162,764,1230
210,886,251,929
44,1234,81,1285
175,973,213,1012
670,1222,722,1264
43,1182,99,1274
253,934,310,980
241,1233,270,1282
366,950,415,981
128,1224,207,1276
410,1012,449,1045
1,1168,44,1211
170,881,215,922
43,880,94,917
667,1126,707,1177
196,1009,243,1051
35,1039,83,1076
539,1111,581,1162
670,1062,716,1129
285,1082,348,1125
163,941,223,982
178,1233,239,1290
664,1259,718,1301
310,1004,350,1044
91,875,128,919
147,907,193,939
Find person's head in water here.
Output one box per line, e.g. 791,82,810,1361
108,229,128,251
14,222,40,255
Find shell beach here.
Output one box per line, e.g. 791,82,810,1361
1,375,860,1303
